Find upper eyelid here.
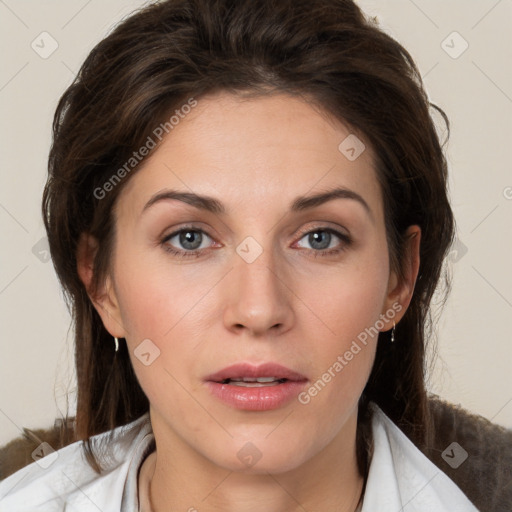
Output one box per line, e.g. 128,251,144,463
162,222,215,239
294,223,349,238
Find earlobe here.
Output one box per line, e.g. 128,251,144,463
76,233,127,339
383,225,421,328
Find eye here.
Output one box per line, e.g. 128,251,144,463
161,227,215,258
160,225,351,259
294,227,351,256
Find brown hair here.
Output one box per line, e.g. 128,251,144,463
42,0,453,474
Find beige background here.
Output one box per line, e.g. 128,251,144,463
0,0,511,445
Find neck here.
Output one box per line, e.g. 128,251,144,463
139,408,365,512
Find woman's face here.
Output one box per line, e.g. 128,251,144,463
91,92,416,474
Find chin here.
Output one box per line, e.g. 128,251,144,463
207,436,316,475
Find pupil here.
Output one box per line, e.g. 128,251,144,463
309,231,330,250
180,230,202,250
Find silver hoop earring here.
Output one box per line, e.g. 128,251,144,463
390,323,396,343
114,337,120,352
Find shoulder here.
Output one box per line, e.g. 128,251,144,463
0,413,152,511
364,403,479,512
425,396,512,512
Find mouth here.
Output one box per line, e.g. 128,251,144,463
205,362,307,385
204,363,308,411
218,377,289,387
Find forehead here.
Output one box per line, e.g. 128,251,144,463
116,91,382,220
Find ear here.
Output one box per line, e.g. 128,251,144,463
76,233,127,339
381,225,421,329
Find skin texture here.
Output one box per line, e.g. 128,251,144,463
78,92,420,512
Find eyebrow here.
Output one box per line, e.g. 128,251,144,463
142,186,371,217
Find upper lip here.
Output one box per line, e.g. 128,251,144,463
205,363,308,383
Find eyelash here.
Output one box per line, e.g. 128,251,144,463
160,225,352,259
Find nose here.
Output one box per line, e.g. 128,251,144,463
222,243,294,337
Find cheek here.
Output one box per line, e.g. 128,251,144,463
294,247,390,407
298,244,390,345
112,254,218,398
114,253,207,341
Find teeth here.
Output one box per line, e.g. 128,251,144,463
231,377,281,383
222,377,287,386
228,380,281,387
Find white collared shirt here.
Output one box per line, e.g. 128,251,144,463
0,404,479,511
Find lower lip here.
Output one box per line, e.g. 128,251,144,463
205,380,308,411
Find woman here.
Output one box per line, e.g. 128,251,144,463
0,0,488,510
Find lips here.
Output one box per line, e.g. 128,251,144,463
204,363,308,411
205,363,307,384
